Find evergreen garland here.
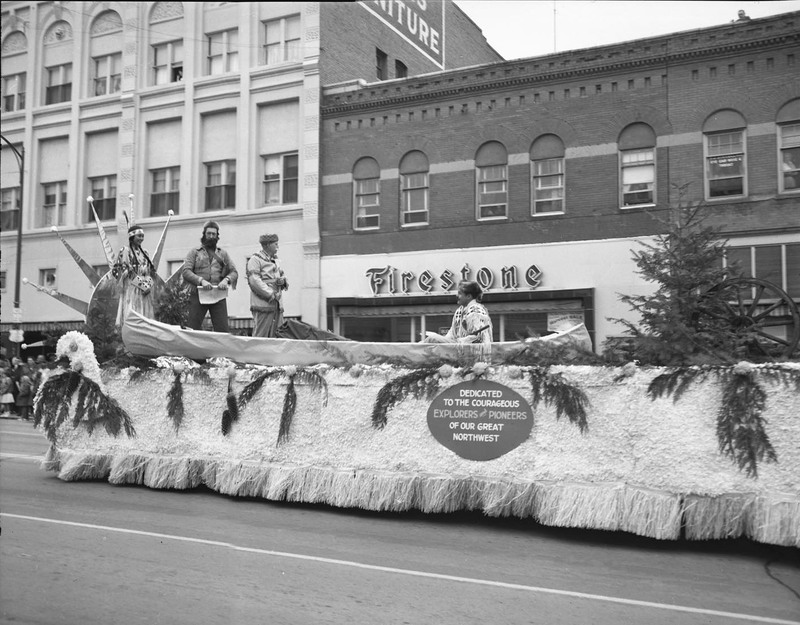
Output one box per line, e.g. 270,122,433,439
717,370,777,478
277,377,297,445
237,369,284,410
528,367,589,433
34,370,135,442
166,371,184,431
647,367,713,402
371,367,441,429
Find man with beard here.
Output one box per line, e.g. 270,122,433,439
181,221,238,332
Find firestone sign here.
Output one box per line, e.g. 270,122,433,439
366,263,543,295
427,380,534,461
359,0,444,68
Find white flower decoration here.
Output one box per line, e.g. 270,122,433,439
506,365,523,379
732,361,755,376
284,365,297,378
437,364,453,379
621,362,638,378
472,362,489,376
349,364,363,378
56,331,103,388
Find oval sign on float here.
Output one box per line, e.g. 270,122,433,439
427,379,534,461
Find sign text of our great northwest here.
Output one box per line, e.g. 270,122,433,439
427,380,534,461
366,263,543,295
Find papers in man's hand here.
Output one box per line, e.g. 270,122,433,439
198,286,228,305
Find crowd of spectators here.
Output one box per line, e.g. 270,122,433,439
0,354,50,421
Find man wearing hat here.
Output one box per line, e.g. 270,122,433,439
182,221,238,332
247,233,288,337
112,223,157,327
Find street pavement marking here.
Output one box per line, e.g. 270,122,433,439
2,512,798,625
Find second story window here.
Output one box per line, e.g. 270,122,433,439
263,153,298,205
1,187,21,230
207,29,239,75
706,131,745,198
152,41,183,85
42,181,67,227
531,134,566,215
45,63,72,105
475,142,508,220
2,73,26,112
353,157,381,230
620,149,655,206
92,54,121,96
264,15,301,66
779,122,800,193
399,150,429,227
150,167,180,216
89,175,117,222
205,160,236,210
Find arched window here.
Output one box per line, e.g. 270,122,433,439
399,151,429,226
43,21,73,105
618,123,656,207
1,31,27,112
475,141,508,220
530,134,565,215
353,157,380,230
89,10,122,96
149,2,185,85
703,110,747,198
777,99,800,194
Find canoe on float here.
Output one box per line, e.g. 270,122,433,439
120,309,593,367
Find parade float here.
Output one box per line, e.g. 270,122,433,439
28,200,800,547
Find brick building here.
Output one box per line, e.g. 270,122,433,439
319,11,800,349
0,0,500,352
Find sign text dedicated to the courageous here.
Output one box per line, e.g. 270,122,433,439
427,380,534,461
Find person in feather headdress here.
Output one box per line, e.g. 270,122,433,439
112,223,156,327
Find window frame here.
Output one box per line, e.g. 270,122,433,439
2,72,26,112
207,29,239,75
91,53,121,97
1,187,21,230
204,159,236,211
531,157,565,215
353,177,380,230
400,172,429,227
704,129,747,199
44,63,72,105
262,152,299,206
152,40,184,85
150,166,180,216
778,122,800,194
41,181,67,227
476,164,508,220
263,15,301,66
88,175,117,222
619,148,656,208
39,268,57,290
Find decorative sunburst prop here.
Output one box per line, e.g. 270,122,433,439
23,196,181,330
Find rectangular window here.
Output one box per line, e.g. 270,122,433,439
621,149,655,207
532,158,564,214
42,181,67,227
0,270,5,292
150,167,180,216
92,53,121,96
45,64,72,105
2,73,25,112
89,175,117,222
264,15,301,65
205,160,236,210
39,268,57,290
354,178,380,230
376,48,388,80
779,123,800,193
476,165,508,219
207,29,239,75
262,153,298,205
706,131,745,198
401,172,428,226
152,41,183,85
395,60,407,79
1,188,20,230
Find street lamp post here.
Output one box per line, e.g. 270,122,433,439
1,134,25,354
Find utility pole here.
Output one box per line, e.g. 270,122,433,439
1,134,25,355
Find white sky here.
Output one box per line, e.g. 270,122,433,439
453,1,800,60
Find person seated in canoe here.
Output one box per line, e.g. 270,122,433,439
422,280,494,344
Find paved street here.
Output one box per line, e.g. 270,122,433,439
1,418,798,625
